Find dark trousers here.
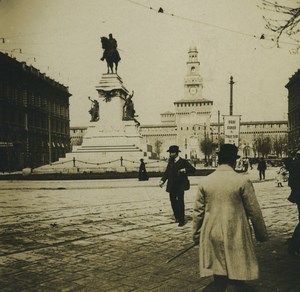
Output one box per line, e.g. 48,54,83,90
213,275,245,292
259,170,265,180
288,204,300,255
169,189,185,223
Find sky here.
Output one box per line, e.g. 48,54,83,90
0,0,299,127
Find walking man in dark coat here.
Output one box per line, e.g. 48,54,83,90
257,157,267,180
288,150,300,255
138,158,149,181
159,145,196,226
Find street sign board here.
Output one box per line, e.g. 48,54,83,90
223,115,240,145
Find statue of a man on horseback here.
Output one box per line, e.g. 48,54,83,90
100,33,121,74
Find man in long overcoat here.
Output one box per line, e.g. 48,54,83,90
193,144,268,291
159,145,196,226
138,158,149,181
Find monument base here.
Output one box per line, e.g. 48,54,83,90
33,73,155,174
33,120,147,174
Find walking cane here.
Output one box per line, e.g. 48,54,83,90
165,242,197,264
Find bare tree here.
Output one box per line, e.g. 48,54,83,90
254,134,272,157
200,136,214,164
260,0,300,50
273,134,288,157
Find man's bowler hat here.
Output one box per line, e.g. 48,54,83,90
217,144,240,159
167,145,181,153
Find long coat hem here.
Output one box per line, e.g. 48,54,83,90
193,164,267,281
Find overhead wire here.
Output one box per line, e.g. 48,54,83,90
1,0,297,58
125,0,299,48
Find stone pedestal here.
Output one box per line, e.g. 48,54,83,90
57,73,145,171
71,73,144,156
34,73,147,174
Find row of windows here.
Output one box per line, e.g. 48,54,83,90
0,83,69,118
0,109,69,134
142,130,287,139
287,86,300,108
175,102,211,107
289,111,300,129
179,126,205,131
28,116,69,134
239,131,287,135
161,114,175,117
247,124,284,128
72,129,85,134
141,133,176,137
210,124,287,131
141,128,177,132
176,113,210,117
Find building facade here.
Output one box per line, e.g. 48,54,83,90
286,69,300,151
70,126,87,147
0,52,71,171
210,120,288,158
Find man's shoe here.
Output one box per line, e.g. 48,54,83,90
178,222,185,227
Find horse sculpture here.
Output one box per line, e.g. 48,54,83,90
100,37,121,74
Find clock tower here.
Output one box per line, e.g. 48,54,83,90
184,47,203,99
174,46,213,160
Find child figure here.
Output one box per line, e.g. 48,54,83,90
275,167,285,187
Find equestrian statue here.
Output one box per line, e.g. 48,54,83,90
100,33,121,74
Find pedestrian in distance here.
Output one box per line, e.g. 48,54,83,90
159,145,196,227
193,144,268,292
257,157,267,181
275,166,285,187
242,157,250,173
138,158,149,181
249,158,253,170
287,150,300,256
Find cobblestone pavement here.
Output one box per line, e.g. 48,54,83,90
0,168,299,292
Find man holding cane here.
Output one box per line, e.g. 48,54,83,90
193,144,268,291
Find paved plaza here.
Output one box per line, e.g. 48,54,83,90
0,168,300,291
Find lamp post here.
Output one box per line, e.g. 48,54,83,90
24,110,30,168
210,127,214,142
229,76,235,116
218,110,221,151
48,100,52,164
210,127,217,167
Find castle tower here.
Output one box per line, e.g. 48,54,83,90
184,46,203,99
174,47,213,159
